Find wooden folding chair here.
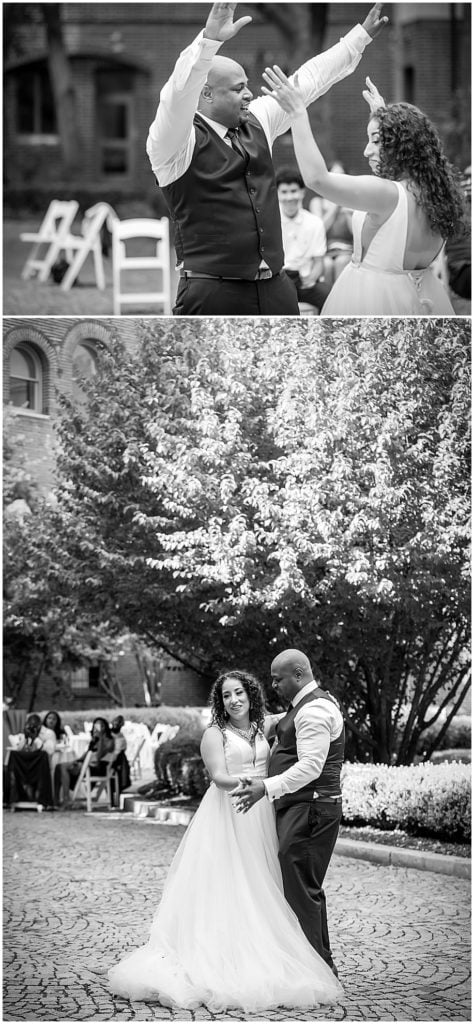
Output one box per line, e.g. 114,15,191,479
129,737,145,780
60,202,118,291
112,217,171,314
20,200,79,282
70,750,119,812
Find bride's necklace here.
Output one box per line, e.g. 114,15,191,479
227,721,256,744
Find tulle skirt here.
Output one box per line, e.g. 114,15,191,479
322,262,455,316
108,783,343,1012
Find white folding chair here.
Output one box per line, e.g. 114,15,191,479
60,202,119,292
70,750,119,813
112,217,171,315
20,200,79,282
128,737,146,780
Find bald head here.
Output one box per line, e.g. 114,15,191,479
207,55,246,87
270,649,314,703
198,56,252,129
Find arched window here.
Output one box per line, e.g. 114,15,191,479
9,345,43,412
72,341,98,403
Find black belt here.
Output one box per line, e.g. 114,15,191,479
180,268,275,282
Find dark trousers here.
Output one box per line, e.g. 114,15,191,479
285,269,331,312
173,270,300,316
276,800,342,968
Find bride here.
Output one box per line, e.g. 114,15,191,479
108,670,343,1013
262,69,466,315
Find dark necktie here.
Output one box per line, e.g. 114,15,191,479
226,128,248,162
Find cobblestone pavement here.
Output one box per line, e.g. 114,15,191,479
3,810,471,1023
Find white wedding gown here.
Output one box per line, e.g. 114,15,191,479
322,181,455,315
108,729,343,1013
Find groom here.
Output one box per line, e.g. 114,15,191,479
147,2,388,316
235,649,345,976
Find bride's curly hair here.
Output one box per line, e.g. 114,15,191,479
372,103,466,238
209,670,266,733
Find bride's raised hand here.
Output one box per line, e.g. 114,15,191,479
362,76,386,114
262,67,306,117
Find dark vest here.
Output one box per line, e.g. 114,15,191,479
160,112,284,278
268,687,345,810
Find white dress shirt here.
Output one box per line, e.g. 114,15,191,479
280,207,327,278
264,681,344,803
147,25,372,187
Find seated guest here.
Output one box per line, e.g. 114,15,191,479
54,716,114,808
42,710,68,745
111,715,131,795
276,166,331,312
6,713,56,808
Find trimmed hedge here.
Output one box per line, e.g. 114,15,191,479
51,705,205,735
341,762,471,842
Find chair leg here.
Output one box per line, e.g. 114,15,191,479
92,243,106,290
85,775,92,813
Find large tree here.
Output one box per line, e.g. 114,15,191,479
7,318,470,761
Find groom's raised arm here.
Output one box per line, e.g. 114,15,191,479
147,3,252,186
250,3,388,147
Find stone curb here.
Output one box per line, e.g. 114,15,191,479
122,795,471,880
335,836,471,879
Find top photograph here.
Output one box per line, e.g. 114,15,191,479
3,1,471,318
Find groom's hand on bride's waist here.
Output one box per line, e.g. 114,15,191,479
234,778,266,813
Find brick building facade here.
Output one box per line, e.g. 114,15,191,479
4,3,471,213
3,316,210,711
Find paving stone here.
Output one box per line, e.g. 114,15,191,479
2,810,471,1021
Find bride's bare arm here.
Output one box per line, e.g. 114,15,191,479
200,725,241,791
262,66,397,216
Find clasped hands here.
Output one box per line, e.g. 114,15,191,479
231,777,266,813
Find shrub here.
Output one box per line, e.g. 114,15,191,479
52,705,205,735
154,734,210,798
342,761,471,842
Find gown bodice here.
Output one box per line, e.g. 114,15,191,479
322,180,454,314
352,181,409,272
223,728,270,778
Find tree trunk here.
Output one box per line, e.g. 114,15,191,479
41,3,81,175
27,653,46,712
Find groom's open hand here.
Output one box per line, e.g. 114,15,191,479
204,3,253,42
234,778,266,813
362,4,389,40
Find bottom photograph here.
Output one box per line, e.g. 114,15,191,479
3,315,471,1024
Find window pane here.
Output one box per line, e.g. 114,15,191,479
16,67,56,134
72,343,97,382
10,378,35,409
11,348,36,379
41,72,56,133
17,75,35,133
99,101,128,140
101,145,128,174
